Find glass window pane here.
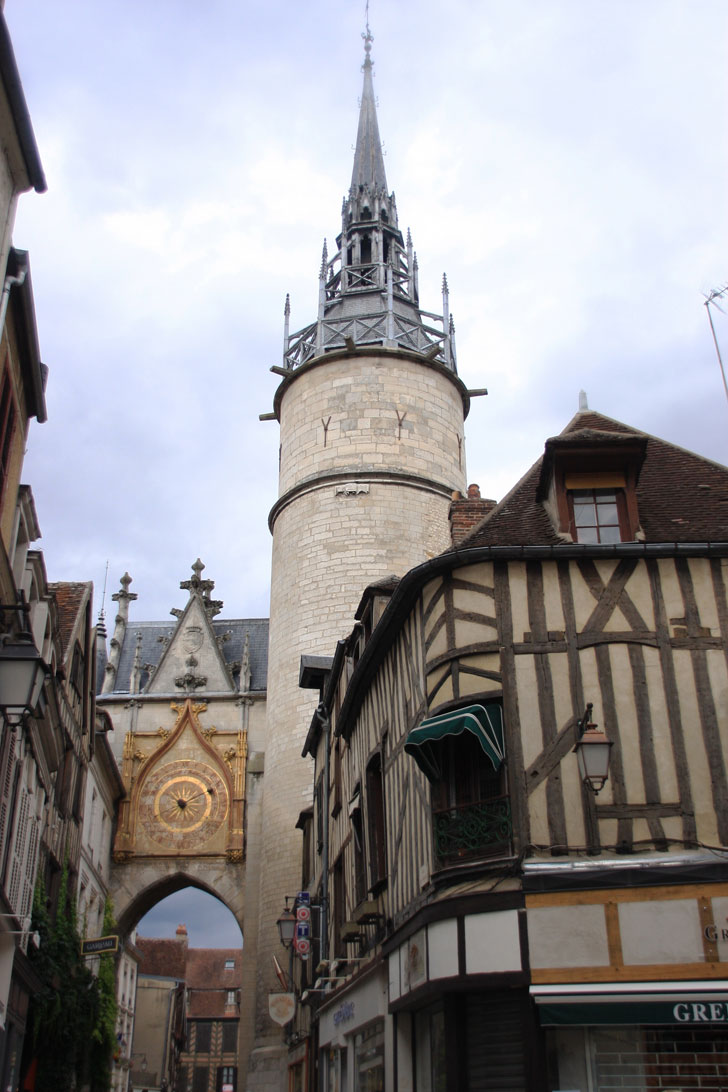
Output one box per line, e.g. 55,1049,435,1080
577,526,599,544
599,525,622,543
573,501,595,523
595,502,618,524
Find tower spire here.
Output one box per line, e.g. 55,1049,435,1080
350,23,387,194
274,23,458,375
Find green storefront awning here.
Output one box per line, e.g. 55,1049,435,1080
404,703,505,782
531,984,728,1026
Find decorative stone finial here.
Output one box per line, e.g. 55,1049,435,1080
579,390,589,411
180,559,215,599
362,10,373,70
112,572,137,604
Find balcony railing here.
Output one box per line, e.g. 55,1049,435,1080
433,796,512,864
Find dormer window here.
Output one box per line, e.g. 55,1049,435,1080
537,431,647,543
566,475,631,543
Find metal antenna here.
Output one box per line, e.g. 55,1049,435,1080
703,284,728,407
97,560,110,635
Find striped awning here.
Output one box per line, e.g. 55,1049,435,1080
404,703,505,782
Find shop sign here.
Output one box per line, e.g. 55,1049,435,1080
539,998,728,1026
333,1001,355,1027
269,992,296,1026
81,935,119,955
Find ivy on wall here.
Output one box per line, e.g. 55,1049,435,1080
26,866,117,1092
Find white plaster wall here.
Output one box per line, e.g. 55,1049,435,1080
428,918,458,980
464,910,521,974
528,904,610,969
619,899,704,965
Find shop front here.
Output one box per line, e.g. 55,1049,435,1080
534,982,728,1091
317,965,389,1092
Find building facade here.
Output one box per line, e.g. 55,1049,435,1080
133,931,188,1092
298,410,728,1091
180,945,242,1092
132,930,243,1092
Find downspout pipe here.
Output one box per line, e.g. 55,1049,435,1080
0,265,25,336
315,702,330,964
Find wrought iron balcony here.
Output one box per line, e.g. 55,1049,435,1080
433,795,512,864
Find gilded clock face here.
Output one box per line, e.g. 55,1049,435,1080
139,760,229,850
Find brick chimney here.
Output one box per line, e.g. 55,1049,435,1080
449,484,497,545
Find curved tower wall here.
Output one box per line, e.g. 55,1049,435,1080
251,349,467,1057
276,350,467,497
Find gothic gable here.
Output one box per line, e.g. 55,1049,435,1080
147,591,235,695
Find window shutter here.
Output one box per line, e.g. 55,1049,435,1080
0,725,16,857
8,789,30,915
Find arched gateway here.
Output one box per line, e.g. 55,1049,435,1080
97,562,268,1066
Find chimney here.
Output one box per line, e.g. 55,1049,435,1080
449,484,497,545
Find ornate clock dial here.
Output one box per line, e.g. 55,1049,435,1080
139,760,229,850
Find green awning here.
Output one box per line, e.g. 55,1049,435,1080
404,703,505,782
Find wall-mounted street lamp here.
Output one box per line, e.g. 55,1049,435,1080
276,902,297,949
0,601,47,726
573,703,613,795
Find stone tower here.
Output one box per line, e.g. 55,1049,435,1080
245,29,475,1087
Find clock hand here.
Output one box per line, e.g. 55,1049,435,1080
159,786,214,819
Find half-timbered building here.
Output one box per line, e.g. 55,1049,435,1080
297,407,728,1091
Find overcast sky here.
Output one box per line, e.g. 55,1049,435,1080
137,888,243,949
6,0,727,953
6,0,728,626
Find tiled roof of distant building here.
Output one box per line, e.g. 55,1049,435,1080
48,582,90,659
135,936,187,980
456,410,728,549
185,948,242,1018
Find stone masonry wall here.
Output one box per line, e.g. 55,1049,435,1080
246,349,467,1085
277,351,467,497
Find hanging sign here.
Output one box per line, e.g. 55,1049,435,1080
269,993,296,1026
81,935,119,955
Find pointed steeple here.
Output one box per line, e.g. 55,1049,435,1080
276,25,458,376
350,25,387,194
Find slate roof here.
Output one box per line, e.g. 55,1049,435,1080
106,617,269,695
48,581,90,661
457,410,728,549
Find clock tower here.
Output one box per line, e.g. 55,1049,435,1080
247,25,473,1086
102,561,267,942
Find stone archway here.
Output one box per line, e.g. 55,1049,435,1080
111,860,244,939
